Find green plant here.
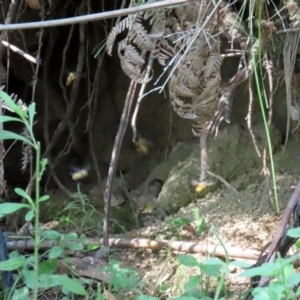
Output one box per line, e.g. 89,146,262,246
240,254,300,300
0,91,87,299
63,184,103,232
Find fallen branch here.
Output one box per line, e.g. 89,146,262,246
0,0,189,31
6,236,260,261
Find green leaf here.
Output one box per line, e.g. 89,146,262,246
0,202,31,218
177,255,199,267
229,260,252,268
202,257,224,266
42,230,61,240
25,209,34,222
136,296,160,300
39,259,58,275
63,232,78,240
252,287,271,300
49,246,63,259
0,115,22,123
184,275,201,291
239,263,278,277
23,270,34,289
200,262,221,278
51,275,87,296
0,256,28,271
0,91,20,114
28,103,36,127
287,273,300,287
64,241,84,251
38,195,50,203
11,287,29,300
0,130,33,146
287,227,300,238
38,273,61,288
14,188,34,206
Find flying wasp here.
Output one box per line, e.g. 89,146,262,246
69,165,90,181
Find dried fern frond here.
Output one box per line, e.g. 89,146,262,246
128,23,155,51
204,54,223,81
21,128,32,172
106,15,137,55
118,40,145,66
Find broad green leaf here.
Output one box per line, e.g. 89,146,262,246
0,256,28,271
0,202,31,218
0,116,22,123
39,259,58,275
28,103,36,127
266,282,285,299
200,262,221,277
167,297,200,300
51,275,87,296
177,255,199,267
0,130,33,146
42,230,61,240
23,270,34,289
252,287,271,300
14,188,34,206
38,273,61,288
184,275,201,291
239,263,278,277
202,257,224,266
63,232,78,240
64,241,84,251
136,296,160,300
49,246,63,259
25,209,34,221
11,287,29,300
287,227,300,238
38,195,50,203
229,260,252,268
287,273,300,287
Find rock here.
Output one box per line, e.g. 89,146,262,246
155,124,281,215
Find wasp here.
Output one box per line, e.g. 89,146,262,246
69,165,90,181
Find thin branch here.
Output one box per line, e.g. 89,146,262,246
0,0,21,60
1,41,36,63
0,0,189,31
94,80,137,259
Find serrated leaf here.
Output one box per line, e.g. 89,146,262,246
229,260,252,269
287,227,300,238
0,256,28,271
51,275,87,296
177,255,199,267
11,287,29,300
0,130,33,146
239,263,278,277
200,263,221,277
23,270,34,289
136,296,160,300
184,275,201,291
39,259,58,275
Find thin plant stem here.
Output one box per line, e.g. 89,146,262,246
33,142,41,300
